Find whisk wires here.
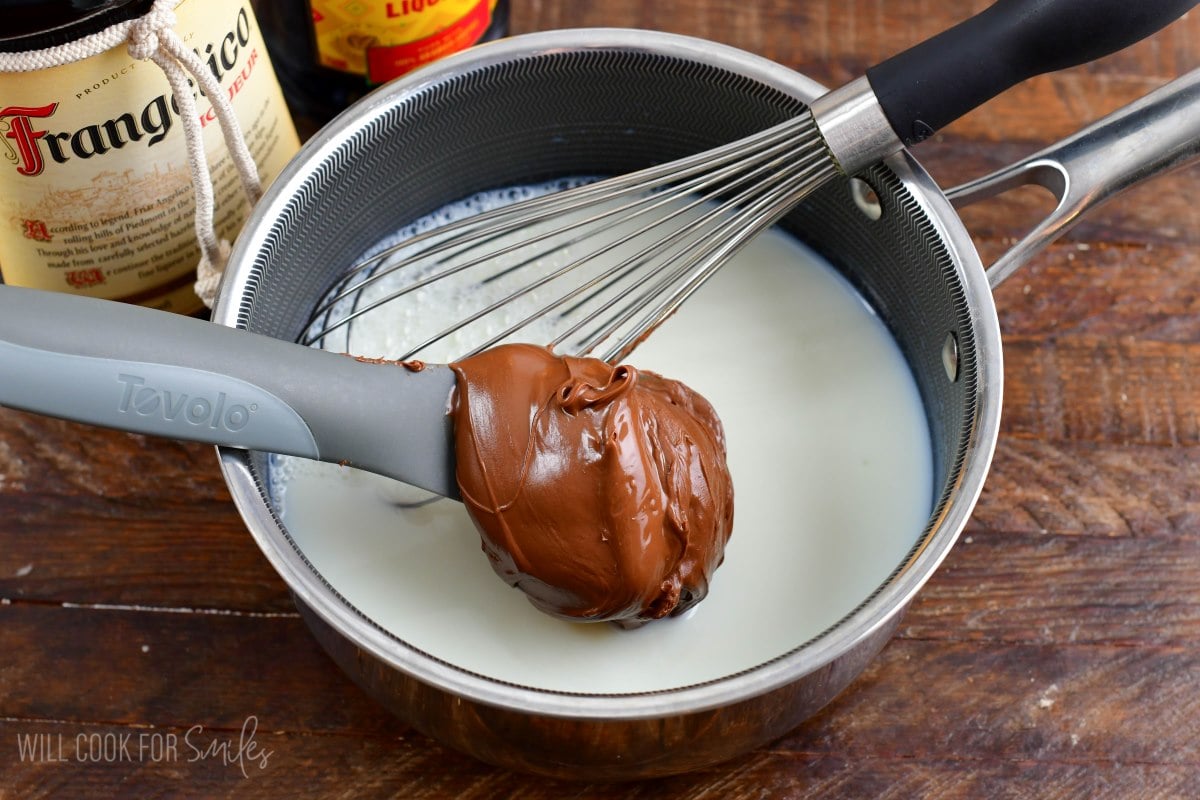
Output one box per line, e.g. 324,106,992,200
301,110,838,363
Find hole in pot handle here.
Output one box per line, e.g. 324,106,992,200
945,67,1200,289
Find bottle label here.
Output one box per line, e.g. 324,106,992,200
310,0,497,84
0,0,300,313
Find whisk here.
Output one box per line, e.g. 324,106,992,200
302,0,1195,363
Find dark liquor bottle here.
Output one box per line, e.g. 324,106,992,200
254,0,509,138
1,0,154,46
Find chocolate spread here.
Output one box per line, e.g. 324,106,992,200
450,343,734,627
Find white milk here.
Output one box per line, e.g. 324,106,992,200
269,185,933,694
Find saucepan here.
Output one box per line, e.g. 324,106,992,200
211,29,1200,779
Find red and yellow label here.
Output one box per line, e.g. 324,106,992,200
310,0,498,83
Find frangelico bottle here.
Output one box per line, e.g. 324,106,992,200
0,0,300,313
254,0,509,137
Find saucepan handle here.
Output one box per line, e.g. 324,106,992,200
867,0,1198,146
946,67,1200,288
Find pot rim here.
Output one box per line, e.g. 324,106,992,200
213,27,1004,721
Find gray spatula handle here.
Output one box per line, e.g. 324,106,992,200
0,286,459,497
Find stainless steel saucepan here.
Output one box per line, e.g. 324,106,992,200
201,30,1200,780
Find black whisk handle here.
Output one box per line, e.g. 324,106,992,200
865,0,1197,145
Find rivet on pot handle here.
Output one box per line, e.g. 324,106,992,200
946,67,1200,288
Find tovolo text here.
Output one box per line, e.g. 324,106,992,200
117,373,256,432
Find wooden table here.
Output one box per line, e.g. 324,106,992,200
3,1,1199,796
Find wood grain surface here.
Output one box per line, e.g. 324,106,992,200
2,1,1199,797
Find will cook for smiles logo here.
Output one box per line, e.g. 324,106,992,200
15,715,273,779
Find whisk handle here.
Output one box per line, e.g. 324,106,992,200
0,286,459,498
865,0,1197,145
